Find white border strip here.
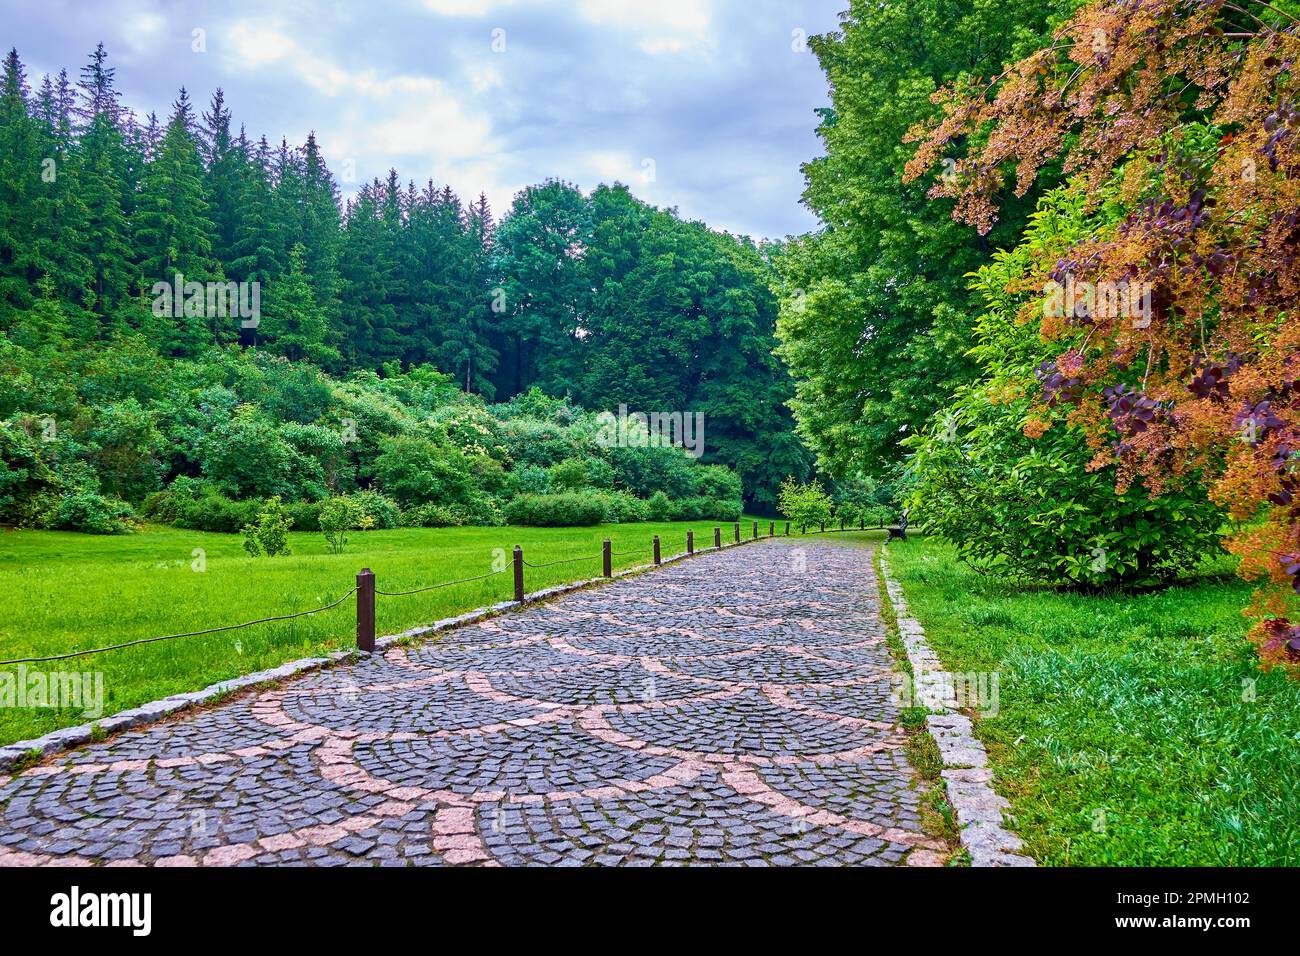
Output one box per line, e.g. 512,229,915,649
879,546,1035,867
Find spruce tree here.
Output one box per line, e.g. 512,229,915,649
73,45,134,330
261,244,339,365
133,88,222,355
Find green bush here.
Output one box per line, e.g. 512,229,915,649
593,490,649,523
373,433,474,509
282,499,325,533
0,421,63,527
694,465,742,502
403,502,465,528
669,496,741,522
611,443,698,499
585,456,615,489
509,464,551,496
548,457,590,491
498,417,582,468
646,490,673,521
199,408,296,499
170,486,261,534
905,184,1223,586
52,491,135,534
907,395,1222,586
348,489,402,530
504,491,607,527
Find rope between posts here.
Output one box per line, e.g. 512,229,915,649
374,567,508,597
521,554,600,569
0,588,360,666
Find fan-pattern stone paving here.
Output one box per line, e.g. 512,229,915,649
0,539,947,866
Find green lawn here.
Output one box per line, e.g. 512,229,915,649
0,518,767,747
873,533,1300,866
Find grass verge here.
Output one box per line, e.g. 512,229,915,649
879,535,1300,866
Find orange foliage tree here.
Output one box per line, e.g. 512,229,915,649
903,0,1300,668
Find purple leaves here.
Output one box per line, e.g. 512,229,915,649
1035,360,1084,407
1188,353,1241,400
1103,383,1160,435
1260,618,1300,659
1233,400,1285,445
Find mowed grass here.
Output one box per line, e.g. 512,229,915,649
0,518,768,746
869,533,1300,866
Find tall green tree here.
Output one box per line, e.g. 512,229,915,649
133,88,222,355
73,44,134,330
774,0,1075,479
490,179,591,396
261,244,338,365
437,191,500,396
337,180,399,366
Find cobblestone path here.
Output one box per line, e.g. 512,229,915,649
0,539,947,866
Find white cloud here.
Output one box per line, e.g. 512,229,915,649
224,16,497,203
577,0,712,34
419,0,519,15
120,12,166,57
639,37,689,55
224,23,297,68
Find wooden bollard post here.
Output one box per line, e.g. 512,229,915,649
653,535,661,565
733,522,740,543
513,545,524,602
752,521,758,539
785,522,790,536
860,517,864,530
714,527,721,548
356,568,376,652
603,538,612,577
769,521,774,537
820,521,826,533
687,530,694,555
840,518,845,531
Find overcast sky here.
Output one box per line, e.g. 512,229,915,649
2,0,846,240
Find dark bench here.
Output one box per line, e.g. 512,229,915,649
885,512,910,542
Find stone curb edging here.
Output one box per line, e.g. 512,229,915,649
0,533,775,775
878,547,1035,868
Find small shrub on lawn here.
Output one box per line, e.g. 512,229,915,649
778,477,833,529
318,497,359,553
241,496,293,557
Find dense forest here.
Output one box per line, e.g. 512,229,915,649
0,44,812,531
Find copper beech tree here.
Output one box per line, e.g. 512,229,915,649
903,0,1300,669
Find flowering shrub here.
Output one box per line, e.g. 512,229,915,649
904,0,1300,669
